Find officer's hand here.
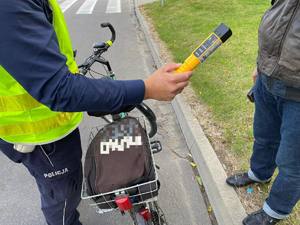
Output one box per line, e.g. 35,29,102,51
144,63,192,101
252,67,258,83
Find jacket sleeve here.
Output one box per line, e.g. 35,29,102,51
0,0,145,113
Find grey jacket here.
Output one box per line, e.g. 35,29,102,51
258,0,300,88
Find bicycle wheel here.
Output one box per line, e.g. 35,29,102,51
130,202,167,225
130,206,151,225
148,201,167,225
135,212,151,225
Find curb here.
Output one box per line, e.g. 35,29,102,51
133,1,247,225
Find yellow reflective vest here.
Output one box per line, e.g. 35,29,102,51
0,0,83,145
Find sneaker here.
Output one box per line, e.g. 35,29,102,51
243,209,280,225
226,172,257,187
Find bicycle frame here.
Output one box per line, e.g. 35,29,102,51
79,22,166,225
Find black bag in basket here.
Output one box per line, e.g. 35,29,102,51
84,117,157,208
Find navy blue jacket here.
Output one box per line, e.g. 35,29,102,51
0,0,145,114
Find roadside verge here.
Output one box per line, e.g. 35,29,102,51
133,1,247,224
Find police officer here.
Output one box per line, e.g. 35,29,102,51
0,0,192,224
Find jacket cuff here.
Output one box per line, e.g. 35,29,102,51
122,80,145,105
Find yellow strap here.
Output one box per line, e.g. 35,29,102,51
0,112,74,136
48,0,79,73
0,94,41,112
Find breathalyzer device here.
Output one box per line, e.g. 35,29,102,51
176,23,232,73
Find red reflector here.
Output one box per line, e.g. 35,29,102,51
139,208,151,221
115,196,132,211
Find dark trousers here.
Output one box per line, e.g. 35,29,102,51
1,129,83,225
250,74,300,218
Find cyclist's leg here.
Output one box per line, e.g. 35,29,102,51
264,99,300,218
1,128,83,225
249,74,281,181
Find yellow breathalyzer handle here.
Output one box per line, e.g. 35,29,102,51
176,23,232,73
176,52,203,73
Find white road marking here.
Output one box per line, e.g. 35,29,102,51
60,0,80,12
77,0,99,14
106,0,121,13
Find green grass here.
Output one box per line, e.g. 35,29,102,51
143,0,299,224
143,0,267,160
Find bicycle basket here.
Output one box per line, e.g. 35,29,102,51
81,117,159,212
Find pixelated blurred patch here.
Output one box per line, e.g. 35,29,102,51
84,117,156,195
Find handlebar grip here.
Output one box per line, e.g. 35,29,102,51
101,23,116,44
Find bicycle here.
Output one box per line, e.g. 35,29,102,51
79,22,167,225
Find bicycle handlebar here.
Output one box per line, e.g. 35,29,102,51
101,23,116,45
136,103,157,138
79,23,158,137
79,22,116,74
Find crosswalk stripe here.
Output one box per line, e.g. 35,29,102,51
106,0,121,13
60,0,80,12
76,0,98,14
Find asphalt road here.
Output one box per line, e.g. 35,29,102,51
0,0,212,225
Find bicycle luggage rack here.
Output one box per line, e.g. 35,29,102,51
81,117,160,214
